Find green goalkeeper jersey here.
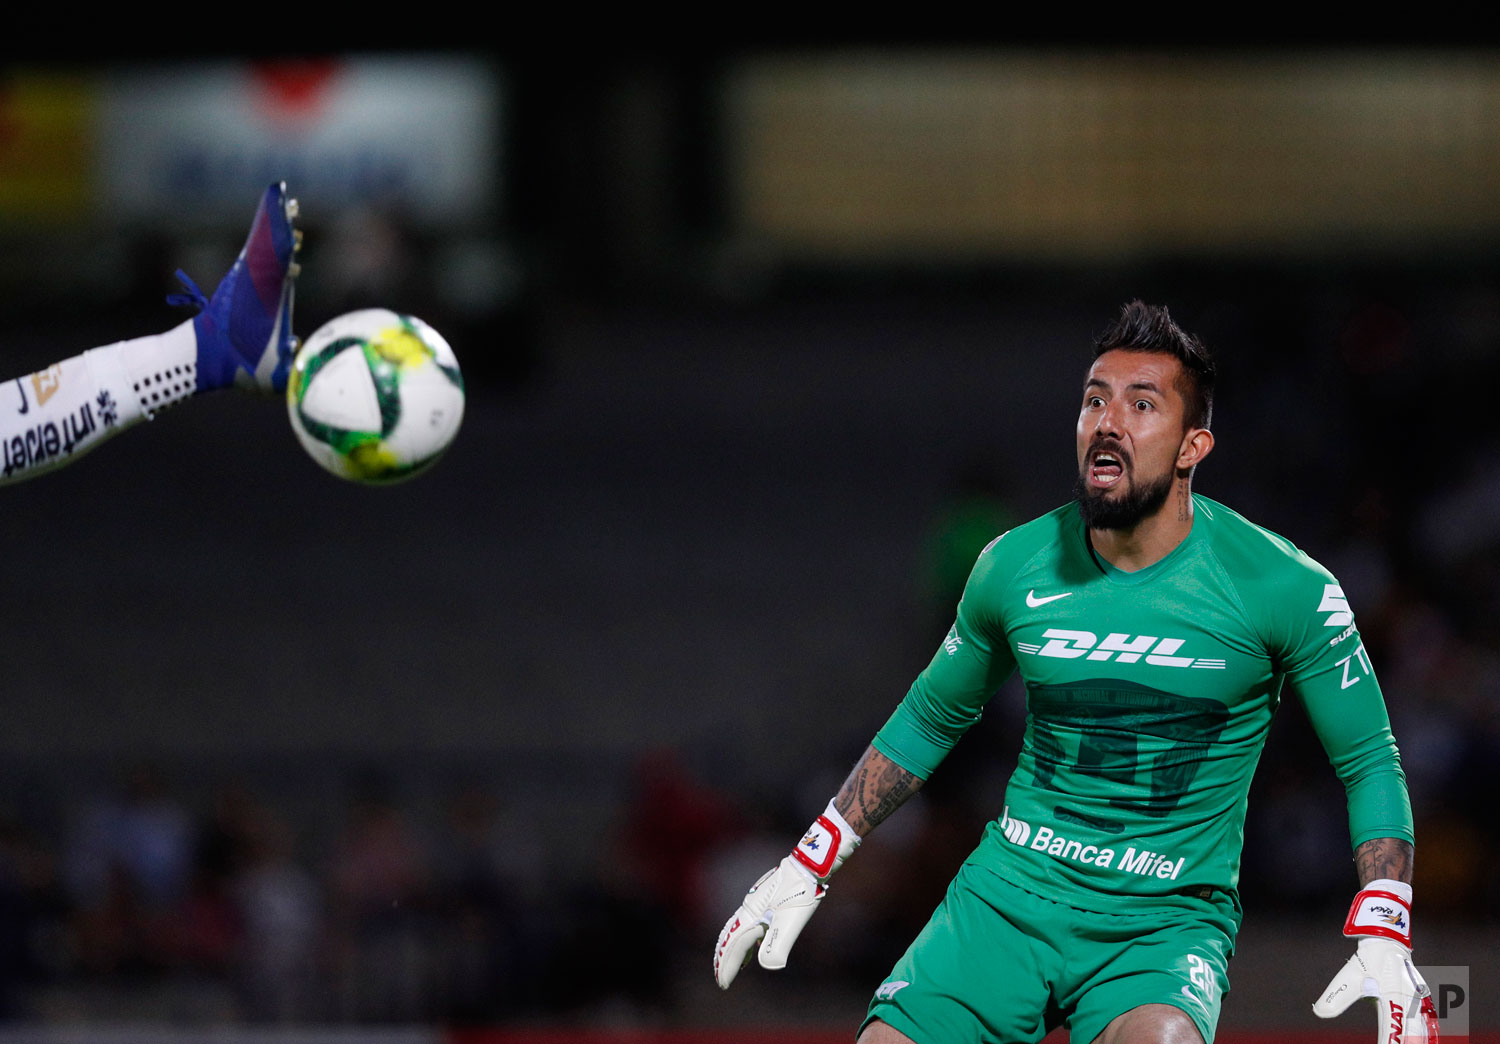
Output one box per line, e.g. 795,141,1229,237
873,494,1412,924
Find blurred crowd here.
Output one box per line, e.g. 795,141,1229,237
0,742,966,1025
0,765,542,1024
0,752,742,1025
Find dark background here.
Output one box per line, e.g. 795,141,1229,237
0,36,1495,1036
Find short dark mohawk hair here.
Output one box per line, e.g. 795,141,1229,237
1093,301,1216,431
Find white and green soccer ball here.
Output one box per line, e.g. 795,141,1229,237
286,309,465,484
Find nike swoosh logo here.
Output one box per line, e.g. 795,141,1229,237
14,379,27,415
1026,590,1072,608
1180,985,1210,1013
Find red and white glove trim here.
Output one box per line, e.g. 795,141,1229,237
791,802,861,880
1343,878,1413,948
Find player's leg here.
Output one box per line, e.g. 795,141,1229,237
1066,910,1231,1044
856,1018,917,1044
0,182,300,485
1090,1003,1205,1044
861,863,1061,1044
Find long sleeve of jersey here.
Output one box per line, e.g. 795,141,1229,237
873,534,1018,780
1264,575,1414,851
1297,661,1413,849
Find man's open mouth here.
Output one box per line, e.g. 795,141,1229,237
1088,449,1125,487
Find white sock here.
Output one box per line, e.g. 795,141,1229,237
0,321,199,485
97,318,200,417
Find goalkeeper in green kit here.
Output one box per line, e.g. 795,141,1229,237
714,301,1438,1043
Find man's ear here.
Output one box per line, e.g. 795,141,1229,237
1178,427,1215,471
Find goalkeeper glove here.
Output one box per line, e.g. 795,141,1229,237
1313,879,1440,1042
713,801,860,989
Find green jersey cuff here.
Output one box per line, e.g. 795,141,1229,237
872,707,946,781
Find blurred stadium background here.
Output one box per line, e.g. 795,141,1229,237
0,35,1496,1042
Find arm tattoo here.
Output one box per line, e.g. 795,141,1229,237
1354,837,1414,886
833,745,924,836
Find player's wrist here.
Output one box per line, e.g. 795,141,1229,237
1358,878,1412,903
1342,879,1413,948
790,801,862,882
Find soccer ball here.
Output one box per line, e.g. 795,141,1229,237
286,309,465,484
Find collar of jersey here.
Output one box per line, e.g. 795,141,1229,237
1082,503,1205,586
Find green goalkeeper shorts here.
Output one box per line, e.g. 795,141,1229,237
862,861,1233,1044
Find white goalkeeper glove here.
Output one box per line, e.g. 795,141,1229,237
713,801,861,989
1313,879,1440,1042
